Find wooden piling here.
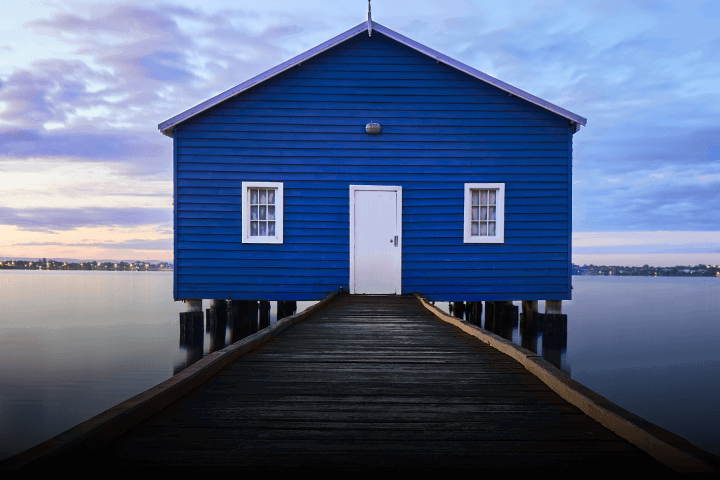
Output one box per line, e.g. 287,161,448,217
247,301,259,335
522,301,539,326
207,300,227,352
206,307,219,352
177,309,204,375
452,301,465,319
508,302,519,327
485,301,495,330
543,312,568,367
485,301,515,339
259,301,270,329
546,300,562,314
229,300,242,343
205,307,216,334
184,299,202,312
179,311,203,346
212,299,228,326
278,300,295,320
471,301,482,326
520,300,540,352
239,301,251,339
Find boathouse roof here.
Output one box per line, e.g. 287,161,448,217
158,21,587,137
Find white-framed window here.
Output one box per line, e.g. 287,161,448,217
464,183,505,243
242,182,284,244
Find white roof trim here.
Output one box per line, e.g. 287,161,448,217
158,22,368,137
372,23,587,127
159,21,586,137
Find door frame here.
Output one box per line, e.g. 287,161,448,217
349,185,403,295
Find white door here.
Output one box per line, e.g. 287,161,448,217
350,186,402,294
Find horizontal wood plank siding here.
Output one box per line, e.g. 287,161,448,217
174,32,571,301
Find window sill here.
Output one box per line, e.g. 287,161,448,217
242,236,283,244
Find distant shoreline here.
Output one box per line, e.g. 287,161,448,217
572,263,719,277
0,267,173,271
0,259,172,272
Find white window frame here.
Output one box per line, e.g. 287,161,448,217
242,181,284,244
464,183,505,244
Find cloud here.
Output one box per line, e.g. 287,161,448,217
709,146,720,162
572,231,720,259
574,243,720,255
577,125,720,173
0,127,169,174
0,3,327,179
574,178,720,231
13,238,172,250
66,238,172,250
628,0,674,13
1,0,718,242
699,1,720,17
0,206,171,232
11,242,64,246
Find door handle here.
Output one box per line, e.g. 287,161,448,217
394,236,398,247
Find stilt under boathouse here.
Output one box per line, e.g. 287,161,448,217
159,15,586,331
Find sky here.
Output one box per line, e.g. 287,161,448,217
0,0,718,266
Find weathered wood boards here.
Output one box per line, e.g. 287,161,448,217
34,295,679,473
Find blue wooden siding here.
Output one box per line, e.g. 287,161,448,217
173,32,572,301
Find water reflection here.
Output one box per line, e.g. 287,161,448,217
173,300,301,374
441,301,570,376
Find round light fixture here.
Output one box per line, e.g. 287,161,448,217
365,121,381,135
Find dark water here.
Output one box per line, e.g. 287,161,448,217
0,271,718,460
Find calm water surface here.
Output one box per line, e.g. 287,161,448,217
0,271,718,460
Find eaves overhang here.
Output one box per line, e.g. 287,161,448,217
159,21,587,137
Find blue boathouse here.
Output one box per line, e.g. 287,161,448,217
159,20,586,304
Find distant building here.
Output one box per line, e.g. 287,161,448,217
160,20,586,302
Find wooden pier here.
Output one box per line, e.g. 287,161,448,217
9,294,719,473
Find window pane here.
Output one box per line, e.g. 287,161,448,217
471,222,478,236
480,223,487,236
268,221,275,236
471,206,479,220
259,189,266,204
251,222,258,236
489,190,496,204
259,222,267,236
259,205,266,220
251,189,258,204
268,190,275,205
489,206,496,220
268,206,275,220
480,190,488,204
488,222,496,236
472,190,479,205
480,206,487,220
251,206,258,220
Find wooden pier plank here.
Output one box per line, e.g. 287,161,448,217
39,294,672,472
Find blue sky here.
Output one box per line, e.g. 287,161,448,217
0,0,718,265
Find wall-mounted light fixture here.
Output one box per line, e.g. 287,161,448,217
366,121,381,135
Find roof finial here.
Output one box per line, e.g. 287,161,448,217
367,0,373,36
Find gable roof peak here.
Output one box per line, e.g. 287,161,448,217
159,21,586,137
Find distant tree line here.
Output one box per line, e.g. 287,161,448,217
572,264,719,277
